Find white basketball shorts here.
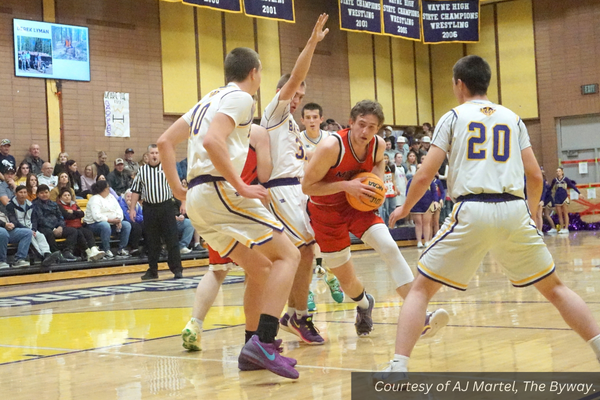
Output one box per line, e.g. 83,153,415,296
267,183,315,248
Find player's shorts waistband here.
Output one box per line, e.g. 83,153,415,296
262,177,301,189
456,193,523,203
188,175,226,189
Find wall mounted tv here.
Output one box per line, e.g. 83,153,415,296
13,19,90,82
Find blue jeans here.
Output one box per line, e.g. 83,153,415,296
0,227,32,262
87,221,131,251
177,218,194,249
379,196,397,227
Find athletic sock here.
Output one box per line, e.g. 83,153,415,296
325,269,336,281
286,307,296,317
587,334,600,361
245,330,256,344
256,314,279,343
351,290,369,309
191,317,203,331
295,309,308,319
392,354,410,370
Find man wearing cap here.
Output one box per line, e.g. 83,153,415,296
107,158,133,196
410,138,423,163
396,135,409,160
0,139,16,175
123,148,139,178
420,135,431,158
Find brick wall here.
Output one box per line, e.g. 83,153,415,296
0,0,49,164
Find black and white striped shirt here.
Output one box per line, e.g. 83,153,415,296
130,163,173,204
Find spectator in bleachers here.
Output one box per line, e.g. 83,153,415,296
83,180,131,259
94,151,110,179
384,137,396,160
173,198,194,254
420,136,431,157
139,152,149,167
49,172,75,201
0,139,16,175
422,122,433,137
117,190,143,256
403,150,418,181
66,160,86,198
97,175,119,199
16,161,30,186
38,162,57,190
7,185,61,268
0,168,17,206
53,152,69,176
57,187,105,261
379,154,399,227
396,135,408,160
177,158,188,181
81,164,97,195
409,138,423,163
123,148,139,178
394,153,407,207
107,158,133,196
26,173,38,201
0,199,32,269
23,144,45,175
32,185,78,262
325,118,342,132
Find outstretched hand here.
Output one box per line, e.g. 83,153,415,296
388,206,410,228
310,14,329,43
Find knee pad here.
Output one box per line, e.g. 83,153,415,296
361,223,414,288
321,247,351,269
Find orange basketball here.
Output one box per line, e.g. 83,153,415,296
345,172,386,212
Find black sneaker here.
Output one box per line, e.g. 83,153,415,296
42,251,62,268
355,294,375,336
62,250,78,262
173,271,183,279
141,270,159,281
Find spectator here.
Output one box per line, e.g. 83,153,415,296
139,152,149,167
107,158,133,196
97,174,119,198
15,161,30,186
403,150,418,181
409,138,422,163
6,185,61,268
384,137,396,159
420,136,431,157
53,152,69,176
0,139,16,174
325,118,342,132
49,172,75,201
396,135,409,160
32,184,78,262
26,173,38,201
117,190,143,256
379,154,398,227
83,180,131,259
66,160,86,198
404,126,417,144
0,200,32,269
123,148,139,178
81,164,97,195
174,198,194,254
394,153,407,207
422,122,433,137
38,162,57,190
0,168,17,206
57,187,105,261
176,158,188,181
382,126,394,140
23,144,45,175
94,151,110,179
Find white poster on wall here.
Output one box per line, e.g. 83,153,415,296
104,92,130,137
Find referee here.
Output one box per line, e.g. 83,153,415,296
130,144,183,280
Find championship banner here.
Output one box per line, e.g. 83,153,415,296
243,0,295,22
339,0,382,34
182,0,242,13
382,0,421,40
421,0,479,44
104,92,130,138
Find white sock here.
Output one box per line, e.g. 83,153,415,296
587,334,600,361
355,292,370,309
295,309,308,319
191,317,203,331
392,354,410,370
286,307,296,317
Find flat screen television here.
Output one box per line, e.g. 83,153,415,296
13,18,90,82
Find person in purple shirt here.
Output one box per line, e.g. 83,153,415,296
549,167,582,234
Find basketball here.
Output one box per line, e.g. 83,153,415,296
345,172,386,212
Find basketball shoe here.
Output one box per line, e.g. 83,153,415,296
288,314,325,345
420,308,450,339
238,335,299,379
325,275,344,303
308,291,317,312
315,265,326,277
279,313,291,333
238,339,297,371
181,319,201,351
355,293,375,336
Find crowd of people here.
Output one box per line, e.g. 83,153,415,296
0,142,202,270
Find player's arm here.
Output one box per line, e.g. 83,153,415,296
522,147,544,215
389,145,445,227
278,14,329,101
157,117,190,201
204,113,267,200
250,124,272,184
302,136,376,198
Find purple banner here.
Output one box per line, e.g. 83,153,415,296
183,0,242,13
422,0,479,43
339,0,382,34
382,0,421,40
243,0,295,22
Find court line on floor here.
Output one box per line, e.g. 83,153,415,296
324,319,573,331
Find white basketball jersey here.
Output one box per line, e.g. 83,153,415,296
299,129,330,153
182,83,254,180
432,100,531,201
261,92,305,180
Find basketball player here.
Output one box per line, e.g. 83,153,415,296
261,14,329,346
384,55,600,373
302,100,449,337
299,102,345,307
157,47,301,379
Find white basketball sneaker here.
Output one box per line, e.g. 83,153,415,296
421,308,450,339
182,319,201,351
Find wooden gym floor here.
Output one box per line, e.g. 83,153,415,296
1,231,599,399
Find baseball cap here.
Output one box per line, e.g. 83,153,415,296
384,126,393,132
125,148,134,154
115,158,124,165
396,136,406,143
422,136,431,143
4,167,15,174
1,139,11,146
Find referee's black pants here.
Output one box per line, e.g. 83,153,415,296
143,200,182,274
